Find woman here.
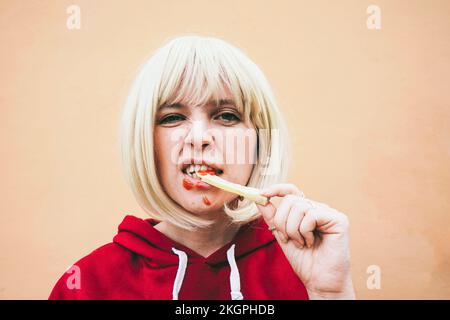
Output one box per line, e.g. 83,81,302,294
49,35,355,300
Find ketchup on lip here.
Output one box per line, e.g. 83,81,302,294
182,178,194,190
183,172,214,205
196,182,210,190
183,169,217,190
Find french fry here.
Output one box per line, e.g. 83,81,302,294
198,173,269,206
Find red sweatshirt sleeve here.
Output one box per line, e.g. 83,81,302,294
49,244,123,300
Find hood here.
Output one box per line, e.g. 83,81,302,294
113,215,276,300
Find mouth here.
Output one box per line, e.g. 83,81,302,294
181,164,224,180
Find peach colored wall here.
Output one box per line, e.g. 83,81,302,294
1,0,449,299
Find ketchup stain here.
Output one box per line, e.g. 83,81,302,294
202,196,211,206
183,170,216,191
182,176,212,205
182,178,194,190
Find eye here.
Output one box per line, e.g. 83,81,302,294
158,114,185,125
215,112,241,124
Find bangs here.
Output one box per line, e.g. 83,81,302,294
156,36,262,124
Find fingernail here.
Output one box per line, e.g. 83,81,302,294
279,233,288,243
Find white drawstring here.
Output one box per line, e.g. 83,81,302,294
171,248,187,300
226,244,244,300
171,244,244,300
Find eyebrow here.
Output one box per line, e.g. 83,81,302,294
158,99,236,111
158,102,184,111
214,98,236,107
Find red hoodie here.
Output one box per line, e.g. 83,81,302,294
49,215,309,300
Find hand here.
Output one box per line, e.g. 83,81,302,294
256,183,355,299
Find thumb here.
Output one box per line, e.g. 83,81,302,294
256,201,276,226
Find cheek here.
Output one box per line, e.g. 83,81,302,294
153,131,164,172
247,133,258,160
221,124,256,144
233,164,253,180
222,127,257,184
225,128,257,164
154,129,181,178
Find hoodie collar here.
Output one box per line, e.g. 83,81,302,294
113,215,275,267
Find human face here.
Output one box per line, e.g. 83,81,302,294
154,92,257,217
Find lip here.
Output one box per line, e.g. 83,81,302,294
179,158,224,192
179,158,224,174
181,171,211,190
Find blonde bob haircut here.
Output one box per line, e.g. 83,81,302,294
119,35,291,231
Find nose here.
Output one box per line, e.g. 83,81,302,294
184,120,214,152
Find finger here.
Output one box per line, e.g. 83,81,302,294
286,203,308,248
299,200,349,234
273,195,298,242
256,201,277,226
286,209,306,248
256,201,289,243
299,211,317,248
261,183,303,198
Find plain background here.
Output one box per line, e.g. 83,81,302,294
1,0,449,299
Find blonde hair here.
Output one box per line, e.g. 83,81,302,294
119,35,291,231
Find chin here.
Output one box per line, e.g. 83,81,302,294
176,196,223,215
188,200,220,211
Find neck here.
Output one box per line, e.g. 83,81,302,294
154,214,241,258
